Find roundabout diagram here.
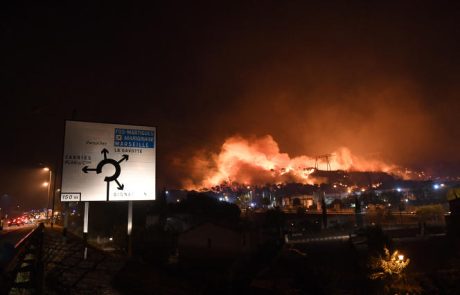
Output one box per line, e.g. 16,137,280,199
82,148,129,201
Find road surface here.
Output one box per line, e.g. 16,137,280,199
0,224,37,270
1,224,37,246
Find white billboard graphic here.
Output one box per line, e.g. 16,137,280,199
61,121,156,201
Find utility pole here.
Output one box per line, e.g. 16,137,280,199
315,154,334,171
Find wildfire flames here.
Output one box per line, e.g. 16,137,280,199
183,135,401,190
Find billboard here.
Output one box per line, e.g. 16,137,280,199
61,121,156,201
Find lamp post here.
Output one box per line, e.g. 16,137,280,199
43,167,52,222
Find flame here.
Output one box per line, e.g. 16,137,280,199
184,135,400,189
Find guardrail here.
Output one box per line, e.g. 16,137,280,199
0,223,44,295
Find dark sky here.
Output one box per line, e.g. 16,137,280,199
1,1,460,208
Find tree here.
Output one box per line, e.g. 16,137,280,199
368,247,418,294
369,247,410,280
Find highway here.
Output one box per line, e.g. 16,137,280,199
0,224,37,247
0,224,37,270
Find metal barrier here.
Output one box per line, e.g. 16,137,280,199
0,223,44,295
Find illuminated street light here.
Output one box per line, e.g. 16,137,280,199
42,167,52,221
398,254,404,262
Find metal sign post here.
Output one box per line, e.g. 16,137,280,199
63,203,68,240
127,201,133,257
83,201,89,260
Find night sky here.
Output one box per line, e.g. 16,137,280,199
1,2,460,208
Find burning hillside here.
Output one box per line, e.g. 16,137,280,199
181,135,409,190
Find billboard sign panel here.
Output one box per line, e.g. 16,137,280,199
61,121,156,201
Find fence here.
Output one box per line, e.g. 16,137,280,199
0,223,44,295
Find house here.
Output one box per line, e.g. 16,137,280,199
282,195,316,209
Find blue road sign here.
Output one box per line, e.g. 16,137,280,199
114,128,155,148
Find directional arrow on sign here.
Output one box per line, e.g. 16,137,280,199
115,179,124,190
82,166,98,174
118,154,129,163
101,148,109,159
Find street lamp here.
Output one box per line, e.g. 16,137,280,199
43,167,52,221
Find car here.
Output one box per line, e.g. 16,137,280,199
7,217,25,226
21,216,32,224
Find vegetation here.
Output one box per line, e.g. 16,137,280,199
368,247,421,294
369,247,410,280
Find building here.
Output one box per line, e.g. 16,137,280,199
282,195,316,210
